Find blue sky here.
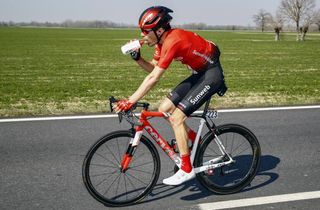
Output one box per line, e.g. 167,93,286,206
1,0,319,26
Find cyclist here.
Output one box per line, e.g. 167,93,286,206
114,6,226,185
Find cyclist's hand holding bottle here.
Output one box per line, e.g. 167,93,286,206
121,40,144,61
130,48,141,61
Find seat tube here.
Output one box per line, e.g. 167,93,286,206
190,118,206,164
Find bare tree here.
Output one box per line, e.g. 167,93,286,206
300,9,319,40
278,0,316,40
253,9,272,32
269,11,285,41
314,9,320,32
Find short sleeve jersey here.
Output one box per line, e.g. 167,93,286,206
153,29,217,71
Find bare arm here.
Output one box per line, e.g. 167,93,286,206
128,65,165,103
136,58,158,73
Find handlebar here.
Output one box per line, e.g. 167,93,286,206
109,96,149,126
109,96,150,112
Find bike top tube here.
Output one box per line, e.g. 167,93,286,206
140,110,168,118
109,95,215,128
135,99,212,123
109,96,212,115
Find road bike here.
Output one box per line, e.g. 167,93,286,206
82,96,261,207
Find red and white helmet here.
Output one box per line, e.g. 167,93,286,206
139,6,173,35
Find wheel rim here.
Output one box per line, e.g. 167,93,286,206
198,128,258,190
84,134,158,205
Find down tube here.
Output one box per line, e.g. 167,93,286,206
143,122,182,167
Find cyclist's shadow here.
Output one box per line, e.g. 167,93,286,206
142,154,280,203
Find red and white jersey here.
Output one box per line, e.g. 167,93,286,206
153,29,218,71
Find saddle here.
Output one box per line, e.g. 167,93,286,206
217,82,228,97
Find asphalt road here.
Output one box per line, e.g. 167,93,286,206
1,107,319,210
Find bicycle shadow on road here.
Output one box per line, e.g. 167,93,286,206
180,154,280,201
139,154,280,204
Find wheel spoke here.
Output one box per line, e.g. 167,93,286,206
131,160,154,168
90,170,118,177
206,145,220,156
116,137,122,164
129,167,153,175
95,152,119,167
90,163,116,168
104,143,120,165
230,141,246,156
230,137,235,154
234,146,251,157
126,172,149,185
124,174,128,200
103,173,121,196
129,151,147,166
225,133,228,149
125,173,140,198
115,173,121,198
95,174,115,187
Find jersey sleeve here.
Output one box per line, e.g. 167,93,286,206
157,41,181,70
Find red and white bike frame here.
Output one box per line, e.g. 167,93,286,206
120,110,234,173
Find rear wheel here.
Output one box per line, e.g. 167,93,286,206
195,124,261,194
82,130,160,206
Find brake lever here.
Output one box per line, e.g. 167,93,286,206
109,96,123,123
109,96,142,125
118,112,123,123
109,96,117,112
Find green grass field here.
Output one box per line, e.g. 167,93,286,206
0,27,319,117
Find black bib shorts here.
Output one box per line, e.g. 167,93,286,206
167,48,226,116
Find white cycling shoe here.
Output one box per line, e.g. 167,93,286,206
163,168,195,186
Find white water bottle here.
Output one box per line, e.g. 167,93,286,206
121,40,143,55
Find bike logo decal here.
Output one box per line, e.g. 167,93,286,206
145,126,161,143
145,126,180,165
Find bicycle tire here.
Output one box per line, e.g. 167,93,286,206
194,124,261,194
82,130,161,207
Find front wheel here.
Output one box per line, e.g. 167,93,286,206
82,130,161,207
194,124,261,194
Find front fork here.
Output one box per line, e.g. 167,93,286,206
120,146,134,173
120,129,143,172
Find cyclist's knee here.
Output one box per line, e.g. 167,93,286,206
158,98,176,113
158,104,167,113
169,109,187,128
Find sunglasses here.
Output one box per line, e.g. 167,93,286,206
141,29,153,36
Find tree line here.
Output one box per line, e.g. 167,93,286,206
253,0,320,41
0,20,256,31
1,0,319,40
0,20,132,28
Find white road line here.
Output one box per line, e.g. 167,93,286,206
0,105,319,123
198,190,320,210
0,114,115,123
216,105,320,112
